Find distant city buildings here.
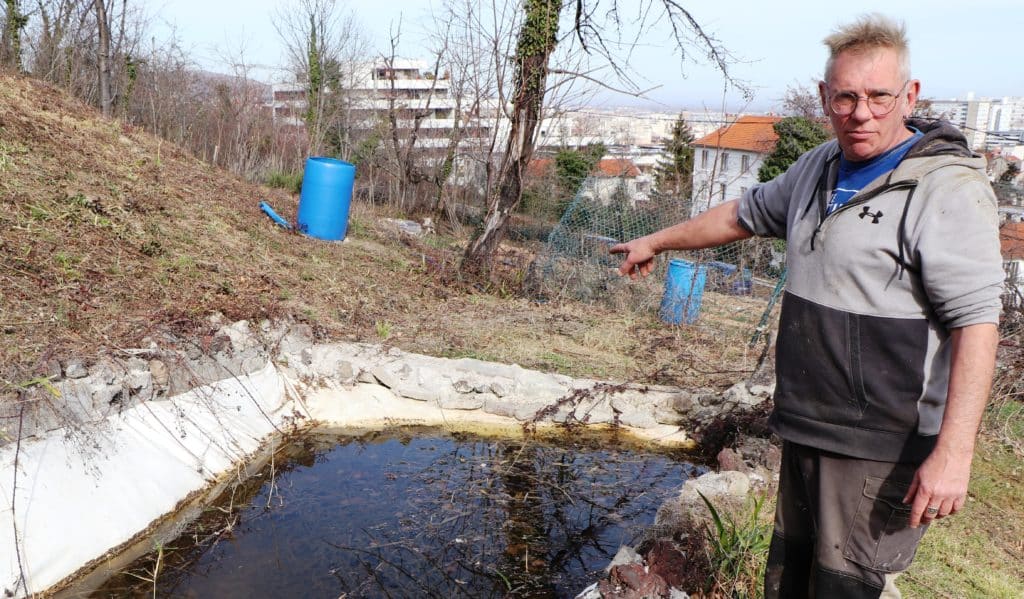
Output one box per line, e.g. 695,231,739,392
925,94,1024,152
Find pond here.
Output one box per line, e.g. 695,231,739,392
86,428,703,598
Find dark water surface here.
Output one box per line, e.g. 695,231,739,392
91,429,702,598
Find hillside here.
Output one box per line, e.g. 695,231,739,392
0,73,759,391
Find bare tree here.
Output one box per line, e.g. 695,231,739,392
461,0,739,273
92,0,111,115
780,79,825,122
274,0,367,157
2,0,28,71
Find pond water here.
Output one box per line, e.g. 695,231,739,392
88,429,703,598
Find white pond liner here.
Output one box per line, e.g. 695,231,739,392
0,363,291,596
0,357,696,597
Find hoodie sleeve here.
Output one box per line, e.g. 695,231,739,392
914,167,1004,328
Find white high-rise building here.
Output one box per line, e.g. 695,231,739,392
925,94,1024,151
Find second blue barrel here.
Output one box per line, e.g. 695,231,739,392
659,259,707,324
297,157,356,241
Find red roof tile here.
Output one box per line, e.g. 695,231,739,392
693,115,782,153
593,158,640,178
526,156,641,179
1002,222,1024,259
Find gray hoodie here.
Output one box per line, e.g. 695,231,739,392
738,119,1003,462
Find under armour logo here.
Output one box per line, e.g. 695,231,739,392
859,206,883,223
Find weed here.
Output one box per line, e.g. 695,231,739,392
539,351,571,372
265,171,303,194
375,320,392,340
140,240,163,257
347,216,368,238
698,490,772,598
124,541,164,599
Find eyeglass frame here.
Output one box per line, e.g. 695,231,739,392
824,80,911,117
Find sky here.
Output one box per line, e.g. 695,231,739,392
145,0,1024,112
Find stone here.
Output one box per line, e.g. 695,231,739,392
763,444,782,471
64,360,88,379
680,471,750,506
513,399,555,422
371,363,408,390
92,383,125,411
42,359,62,380
749,383,775,397
278,323,314,356
600,564,668,598
654,407,687,426
482,395,517,419
395,384,440,402
645,539,689,590
452,379,474,394
219,320,259,353
669,392,695,414
356,370,377,384
489,381,510,397
149,358,168,384
303,346,356,381
618,410,659,429
716,447,747,473
724,382,765,407
437,393,485,410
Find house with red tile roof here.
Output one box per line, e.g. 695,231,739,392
527,156,651,205
689,115,782,216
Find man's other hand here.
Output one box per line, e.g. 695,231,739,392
903,445,972,528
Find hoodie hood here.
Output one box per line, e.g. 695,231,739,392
904,118,975,160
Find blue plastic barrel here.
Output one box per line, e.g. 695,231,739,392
296,157,356,241
659,259,707,324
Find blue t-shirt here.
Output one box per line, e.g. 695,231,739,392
826,129,923,215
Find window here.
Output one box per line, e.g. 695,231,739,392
720,183,727,200
721,152,730,171
740,186,749,197
741,154,750,172
701,149,709,168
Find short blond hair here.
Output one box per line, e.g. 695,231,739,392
823,14,910,82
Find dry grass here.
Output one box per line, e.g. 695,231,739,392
0,73,762,393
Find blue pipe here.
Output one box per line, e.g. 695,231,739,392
259,201,293,230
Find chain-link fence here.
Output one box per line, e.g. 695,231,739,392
527,177,786,348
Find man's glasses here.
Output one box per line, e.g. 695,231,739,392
827,80,909,117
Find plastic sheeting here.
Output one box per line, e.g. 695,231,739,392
0,363,291,597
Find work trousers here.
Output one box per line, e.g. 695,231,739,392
763,441,928,599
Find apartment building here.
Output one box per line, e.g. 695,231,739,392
268,58,483,152
927,94,1024,151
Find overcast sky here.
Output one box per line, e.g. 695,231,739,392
145,0,1024,112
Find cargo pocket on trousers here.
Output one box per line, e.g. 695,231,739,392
843,476,927,573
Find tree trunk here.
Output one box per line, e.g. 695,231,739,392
461,0,561,273
2,0,25,71
94,0,113,116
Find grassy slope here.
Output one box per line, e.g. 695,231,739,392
0,74,1021,597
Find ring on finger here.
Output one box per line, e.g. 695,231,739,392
926,506,939,515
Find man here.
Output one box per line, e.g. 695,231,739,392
610,14,1003,599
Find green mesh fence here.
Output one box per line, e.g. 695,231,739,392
528,177,787,344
